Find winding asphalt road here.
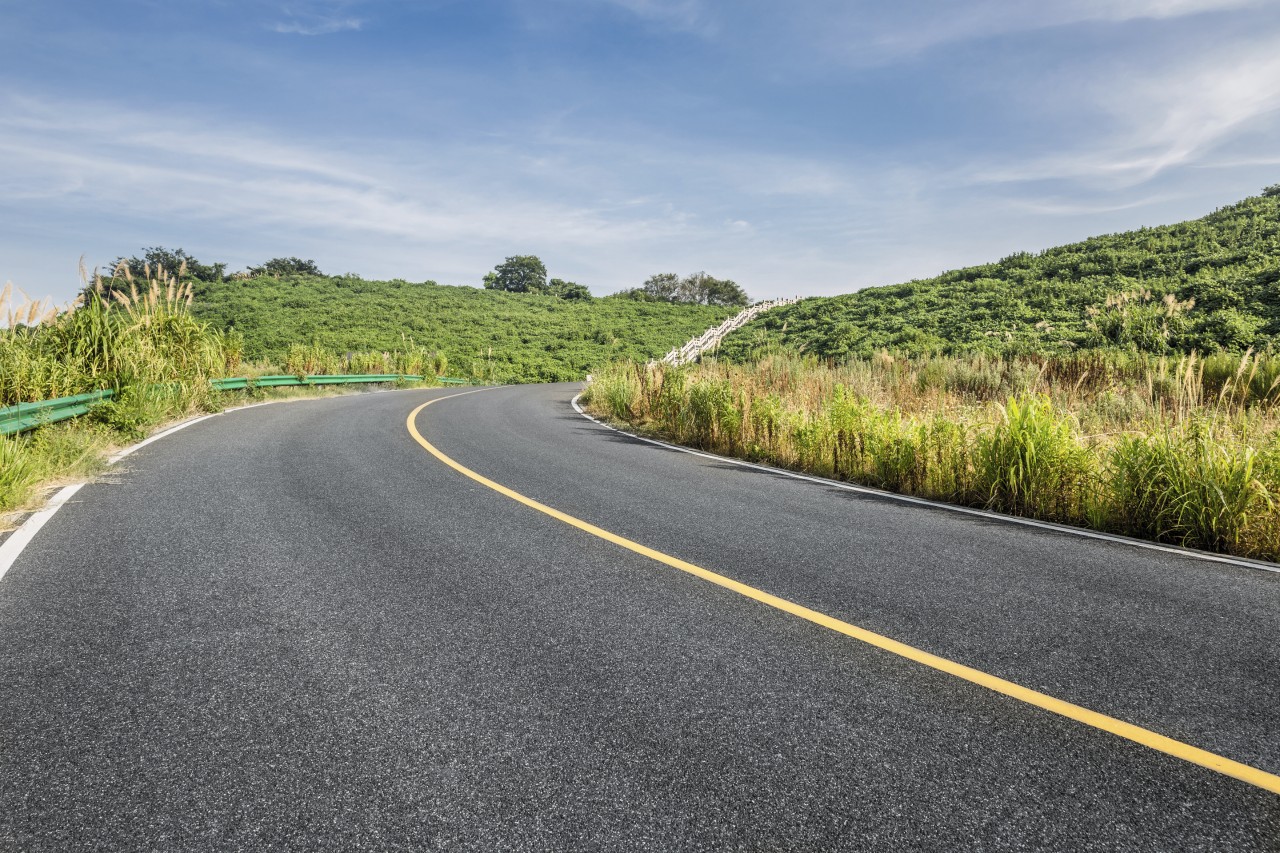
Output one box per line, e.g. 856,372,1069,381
1,383,1278,850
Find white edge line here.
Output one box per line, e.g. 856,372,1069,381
108,414,218,463
1,386,424,580
570,391,1280,576
0,484,84,581
1,411,225,579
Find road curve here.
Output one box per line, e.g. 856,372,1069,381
1,383,1278,851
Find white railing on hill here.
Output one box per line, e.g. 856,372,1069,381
658,297,800,367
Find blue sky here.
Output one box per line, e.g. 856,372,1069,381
2,0,1278,304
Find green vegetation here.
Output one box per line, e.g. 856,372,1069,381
191,274,735,383
720,189,1280,361
584,188,1280,561
3,272,237,410
3,249,735,518
250,257,325,278
100,248,740,383
0,266,438,519
2,267,229,517
614,271,750,307
548,279,592,301
112,247,229,284
477,255,592,301
0,420,113,522
483,255,552,294
584,351,1280,560
110,248,324,283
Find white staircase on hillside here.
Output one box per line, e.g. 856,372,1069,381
658,297,800,367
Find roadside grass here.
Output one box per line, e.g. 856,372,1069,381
0,422,113,528
583,352,1280,561
0,380,433,530
0,266,443,529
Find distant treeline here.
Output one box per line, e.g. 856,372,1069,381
89,248,747,384
110,248,323,283
113,249,750,308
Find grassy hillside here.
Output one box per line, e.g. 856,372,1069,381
192,276,734,383
719,188,1280,361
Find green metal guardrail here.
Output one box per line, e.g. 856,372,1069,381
208,374,420,391
1,375,470,437
0,390,117,437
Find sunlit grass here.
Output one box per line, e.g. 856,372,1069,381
584,352,1280,561
0,264,446,524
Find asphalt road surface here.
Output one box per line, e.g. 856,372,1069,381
2,383,1278,851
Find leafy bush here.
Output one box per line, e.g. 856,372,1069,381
251,257,323,277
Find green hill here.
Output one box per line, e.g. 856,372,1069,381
191,275,734,383
719,188,1280,362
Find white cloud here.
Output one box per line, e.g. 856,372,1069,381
1067,0,1261,21
0,90,914,302
273,17,363,35
814,0,1264,64
595,0,713,34
967,42,1280,187
1006,195,1172,216
271,0,368,35
3,0,1278,310
0,94,722,293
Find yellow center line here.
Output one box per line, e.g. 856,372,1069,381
407,392,1280,796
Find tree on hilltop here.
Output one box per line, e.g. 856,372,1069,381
484,255,548,293
641,273,680,301
250,257,324,277
683,272,749,307
112,246,226,283
640,271,748,307
549,278,592,300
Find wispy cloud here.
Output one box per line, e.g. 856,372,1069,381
2,0,1276,305
0,94,708,276
968,41,1280,187
816,0,1264,64
1070,0,1263,21
1006,195,1172,216
271,0,366,36
273,17,362,35
592,0,716,35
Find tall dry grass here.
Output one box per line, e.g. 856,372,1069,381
1,263,239,407
584,351,1280,560
2,262,446,409
1,264,445,518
